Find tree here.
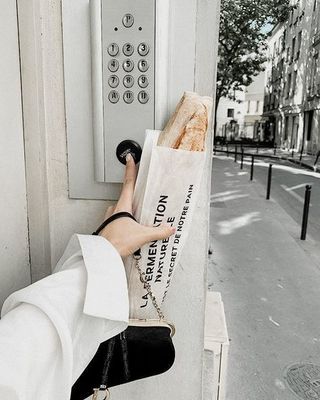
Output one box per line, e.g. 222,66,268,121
216,0,292,133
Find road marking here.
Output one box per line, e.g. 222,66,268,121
211,190,239,199
269,316,280,327
280,184,306,204
210,193,249,203
285,183,313,191
277,283,284,289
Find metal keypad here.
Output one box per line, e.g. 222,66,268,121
106,30,151,105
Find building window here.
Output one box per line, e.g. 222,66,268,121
296,32,302,60
278,37,282,55
286,73,292,98
314,0,316,12
282,30,287,51
284,116,289,140
291,37,296,63
306,110,314,141
311,53,319,95
247,101,250,114
286,47,290,62
289,10,294,26
256,100,260,113
279,58,284,76
227,108,234,118
292,70,298,95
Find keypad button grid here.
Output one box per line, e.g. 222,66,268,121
106,41,151,104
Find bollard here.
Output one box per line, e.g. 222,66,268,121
240,149,244,169
234,145,238,162
274,145,277,156
292,149,294,158
256,144,259,153
266,163,273,200
250,155,254,181
301,185,312,240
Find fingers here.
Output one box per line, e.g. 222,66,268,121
116,154,137,212
141,225,176,243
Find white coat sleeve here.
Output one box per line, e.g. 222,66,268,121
0,234,129,400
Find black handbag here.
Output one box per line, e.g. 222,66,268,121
70,212,176,400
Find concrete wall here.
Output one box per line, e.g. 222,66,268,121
15,0,221,399
0,1,31,306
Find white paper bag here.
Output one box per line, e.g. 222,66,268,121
125,130,206,319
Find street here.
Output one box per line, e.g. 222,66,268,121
209,156,320,400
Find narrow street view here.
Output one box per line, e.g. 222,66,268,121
213,0,320,398
209,154,320,399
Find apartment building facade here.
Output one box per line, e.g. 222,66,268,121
244,72,265,140
216,72,265,141
263,0,320,153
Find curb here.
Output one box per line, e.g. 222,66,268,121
287,157,320,173
213,149,320,174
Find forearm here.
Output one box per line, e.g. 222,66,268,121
0,234,129,399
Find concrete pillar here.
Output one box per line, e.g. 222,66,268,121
0,1,30,306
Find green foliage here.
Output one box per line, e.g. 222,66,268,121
217,0,291,104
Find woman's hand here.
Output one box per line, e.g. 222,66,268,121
98,154,175,257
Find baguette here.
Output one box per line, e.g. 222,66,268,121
157,91,213,151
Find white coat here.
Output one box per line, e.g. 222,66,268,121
0,234,129,400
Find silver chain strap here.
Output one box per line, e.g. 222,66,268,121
133,253,164,320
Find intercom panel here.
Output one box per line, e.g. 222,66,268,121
91,0,156,183
62,0,198,200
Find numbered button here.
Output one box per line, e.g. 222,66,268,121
138,59,149,72
108,75,119,88
123,91,134,104
123,59,134,72
123,75,134,88
138,91,149,104
138,75,149,88
107,43,119,57
138,43,150,56
108,59,119,72
108,91,120,104
123,14,134,28
123,43,134,56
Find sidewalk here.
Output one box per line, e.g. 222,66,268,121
208,157,320,400
214,145,320,173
